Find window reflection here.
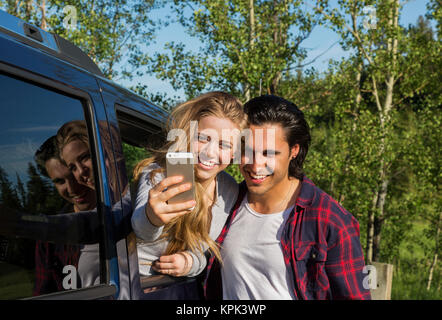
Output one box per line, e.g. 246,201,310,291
0,74,100,298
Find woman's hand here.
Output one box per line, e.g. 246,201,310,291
146,176,196,227
152,252,193,277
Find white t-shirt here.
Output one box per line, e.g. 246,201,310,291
221,196,296,300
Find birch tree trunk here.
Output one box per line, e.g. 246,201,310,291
244,0,255,101
40,0,47,30
366,0,399,263
427,212,441,290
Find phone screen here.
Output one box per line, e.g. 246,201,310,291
166,152,195,204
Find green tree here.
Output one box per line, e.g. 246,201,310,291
0,167,21,210
150,0,317,100
25,163,50,213
312,0,441,264
0,0,161,81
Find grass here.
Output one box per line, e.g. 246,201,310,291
0,262,34,299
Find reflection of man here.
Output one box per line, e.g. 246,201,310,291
33,136,96,295
205,95,371,300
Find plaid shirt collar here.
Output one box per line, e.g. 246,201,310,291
294,175,315,209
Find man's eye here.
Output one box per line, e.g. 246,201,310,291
220,142,231,150
243,146,254,155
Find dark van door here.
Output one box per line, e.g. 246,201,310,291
0,26,124,299
97,79,202,300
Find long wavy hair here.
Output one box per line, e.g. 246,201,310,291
133,91,247,262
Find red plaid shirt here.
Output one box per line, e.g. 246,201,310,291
204,176,371,300
33,240,80,296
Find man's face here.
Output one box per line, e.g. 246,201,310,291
45,158,96,211
240,123,298,197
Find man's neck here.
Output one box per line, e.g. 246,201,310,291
247,177,301,214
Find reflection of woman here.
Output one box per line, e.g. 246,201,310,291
57,121,95,190
131,91,247,278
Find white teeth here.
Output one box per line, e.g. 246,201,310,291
251,174,268,179
200,160,217,167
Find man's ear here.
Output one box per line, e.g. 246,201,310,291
290,144,300,160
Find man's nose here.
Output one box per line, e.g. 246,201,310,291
250,152,267,172
66,177,79,195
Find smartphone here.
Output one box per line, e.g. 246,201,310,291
166,152,195,204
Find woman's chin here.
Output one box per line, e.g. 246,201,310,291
195,163,226,181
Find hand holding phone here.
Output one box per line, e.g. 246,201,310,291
144,153,196,227
165,152,195,204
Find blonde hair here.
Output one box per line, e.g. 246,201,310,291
133,91,247,262
56,120,90,152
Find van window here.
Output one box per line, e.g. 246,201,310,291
115,106,167,286
115,107,162,183
0,73,102,299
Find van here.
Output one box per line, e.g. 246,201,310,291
0,9,201,300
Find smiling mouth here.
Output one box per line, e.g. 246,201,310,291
247,171,272,184
72,192,87,203
198,159,219,170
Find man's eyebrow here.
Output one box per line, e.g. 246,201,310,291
263,149,279,154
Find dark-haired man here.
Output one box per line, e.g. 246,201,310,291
205,95,371,300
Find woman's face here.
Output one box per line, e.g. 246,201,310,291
61,139,95,190
193,115,240,182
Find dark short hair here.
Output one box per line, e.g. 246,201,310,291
34,135,59,178
243,95,311,179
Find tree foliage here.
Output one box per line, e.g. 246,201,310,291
149,0,317,99
0,0,161,80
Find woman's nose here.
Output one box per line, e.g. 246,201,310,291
205,141,218,159
77,163,88,178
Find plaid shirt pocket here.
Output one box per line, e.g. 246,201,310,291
294,243,329,297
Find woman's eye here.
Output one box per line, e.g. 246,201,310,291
198,134,210,142
79,153,91,164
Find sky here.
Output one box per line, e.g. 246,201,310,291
120,0,432,102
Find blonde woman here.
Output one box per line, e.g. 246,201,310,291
131,91,247,278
